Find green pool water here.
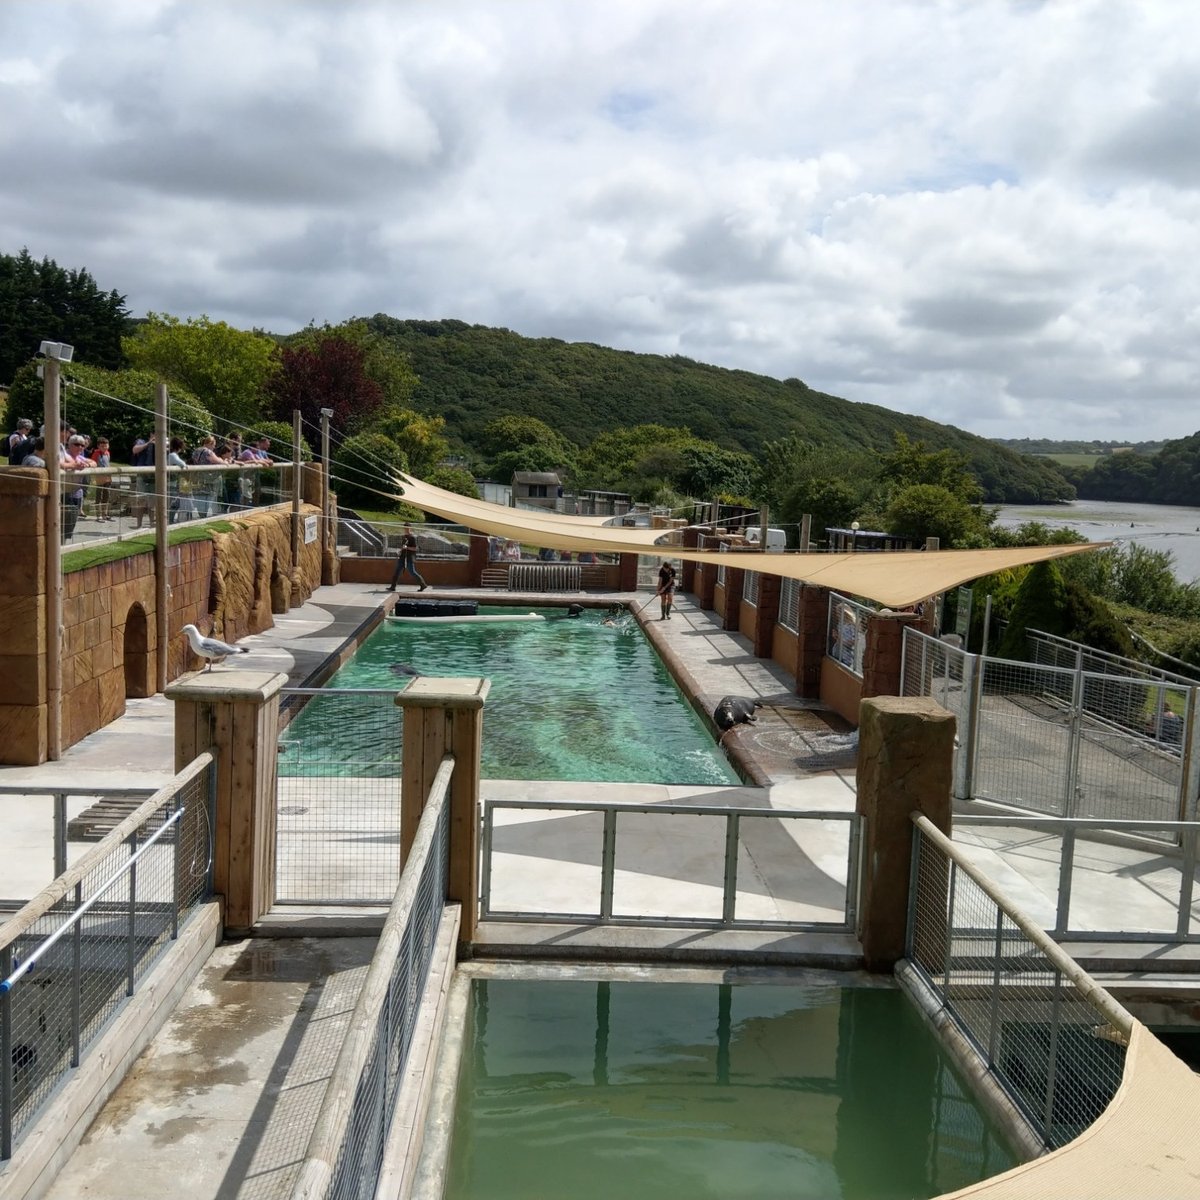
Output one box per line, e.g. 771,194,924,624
447,978,1014,1200
282,608,738,785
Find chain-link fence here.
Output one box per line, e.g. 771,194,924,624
0,753,214,1160
289,758,452,1200
828,592,875,679
906,815,1132,1151
902,628,1199,826
277,689,405,904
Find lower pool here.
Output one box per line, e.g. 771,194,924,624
284,607,738,785
446,977,1014,1200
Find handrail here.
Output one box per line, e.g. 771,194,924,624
910,813,1135,1036
0,752,214,951
289,752,455,1200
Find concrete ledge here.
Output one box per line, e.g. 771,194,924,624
0,901,222,1200
466,921,864,968
252,906,388,937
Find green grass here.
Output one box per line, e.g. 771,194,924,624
1035,452,1102,468
61,520,235,574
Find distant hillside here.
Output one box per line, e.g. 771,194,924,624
369,317,1073,503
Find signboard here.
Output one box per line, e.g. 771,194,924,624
954,586,973,639
304,515,319,544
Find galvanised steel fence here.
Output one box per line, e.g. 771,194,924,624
288,756,453,1200
277,688,405,905
480,798,862,931
901,628,1200,827
828,592,875,679
955,814,1200,943
779,576,800,634
906,814,1134,1151
0,753,214,1160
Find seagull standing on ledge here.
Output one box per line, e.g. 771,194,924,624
182,623,250,671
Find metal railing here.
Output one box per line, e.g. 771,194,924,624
0,753,215,1159
507,563,581,591
743,569,760,606
289,756,453,1200
955,814,1200,942
277,688,405,904
778,576,800,634
1029,627,1199,690
906,814,1133,1151
901,627,1200,826
0,784,156,889
480,798,861,931
828,592,874,679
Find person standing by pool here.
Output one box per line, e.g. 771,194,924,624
387,522,428,592
656,561,677,620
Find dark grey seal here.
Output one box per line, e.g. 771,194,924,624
389,662,422,677
714,696,761,732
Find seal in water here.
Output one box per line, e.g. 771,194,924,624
389,662,422,677
714,696,761,732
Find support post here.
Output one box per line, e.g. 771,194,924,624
44,359,62,759
856,696,955,971
165,670,286,933
154,383,169,694
291,408,302,596
320,407,337,586
396,677,489,946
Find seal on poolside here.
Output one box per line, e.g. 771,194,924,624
714,696,761,732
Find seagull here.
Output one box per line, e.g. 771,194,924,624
182,623,250,671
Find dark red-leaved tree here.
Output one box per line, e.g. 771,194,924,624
267,334,383,437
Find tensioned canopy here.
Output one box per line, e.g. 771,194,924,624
393,471,1107,610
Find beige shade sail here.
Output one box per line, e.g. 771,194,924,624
392,471,1108,610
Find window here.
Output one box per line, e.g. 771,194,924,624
779,578,800,632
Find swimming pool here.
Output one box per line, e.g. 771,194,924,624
444,975,1014,1200
281,607,738,785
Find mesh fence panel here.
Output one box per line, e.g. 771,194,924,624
1,760,213,1159
323,787,450,1200
277,690,404,904
909,826,1128,1151
743,570,760,606
779,577,800,633
828,593,873,679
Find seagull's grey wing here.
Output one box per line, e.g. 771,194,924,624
198,636,241,655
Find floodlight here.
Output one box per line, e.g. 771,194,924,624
38,340,74,362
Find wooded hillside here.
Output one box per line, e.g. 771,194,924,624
369,317,1073,503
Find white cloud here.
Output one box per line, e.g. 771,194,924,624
1,0,1199,441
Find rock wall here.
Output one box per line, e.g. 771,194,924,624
0,492,323,764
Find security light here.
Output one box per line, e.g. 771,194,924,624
38,340,74,362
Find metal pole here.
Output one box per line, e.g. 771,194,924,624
320,407,333,584
45,358,63,760
1,944,12,1159
959,652,983,801
599,810,616,920
986,907,1004,1067
71,881,82,1067
758,503,769,553
126,831,139,997
1063,648,1084,818
1041,971,1064,1141
981,594,993,658
54,792,67,876
1054,828,1076,935
154,383,169,694
721,814,740,924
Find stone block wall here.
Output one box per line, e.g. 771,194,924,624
0,496,323,764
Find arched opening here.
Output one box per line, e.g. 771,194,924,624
122,602,152,699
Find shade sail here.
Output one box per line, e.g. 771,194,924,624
392,471,1107,610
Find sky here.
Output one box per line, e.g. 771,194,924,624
2,0,1199,444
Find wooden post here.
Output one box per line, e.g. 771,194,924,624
396,677,489,945
44,358,62,759
165,670,286,933
154,383,169,694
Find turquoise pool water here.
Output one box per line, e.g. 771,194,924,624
283,608,739,785
447,978,1014,1200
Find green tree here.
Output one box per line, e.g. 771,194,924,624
424,465,480,498
0,249,129,382
577,424,697,490
5,361,212,461
480,414,577,480
372,405,449,478
333,432,408,511
123,314,279,429
884,484,989,547
289,318,419,411
876,432,984,503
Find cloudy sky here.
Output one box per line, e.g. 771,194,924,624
2,0,1199,443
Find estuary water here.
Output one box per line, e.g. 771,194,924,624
995,500,1200,583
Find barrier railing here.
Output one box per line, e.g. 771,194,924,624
0,784,156,890
0,752,215,1160
277,688,405,904
289,755,453,1200
507,562,582,592
828,592,874,679
906,814,1134,1151
901,627,1199,825
480,798,861,931
955,813,1200,942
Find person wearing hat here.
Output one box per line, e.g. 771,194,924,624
7,418,33,466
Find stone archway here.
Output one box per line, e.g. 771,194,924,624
122,602,152,699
